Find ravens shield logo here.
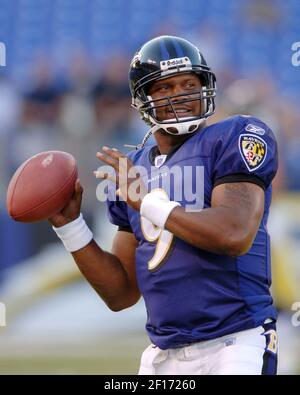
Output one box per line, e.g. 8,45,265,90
239,134,267,171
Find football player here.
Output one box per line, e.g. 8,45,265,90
50,36,278,375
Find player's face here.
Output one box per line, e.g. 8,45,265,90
148,73,202,122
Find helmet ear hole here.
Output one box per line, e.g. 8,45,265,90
166,127,179,134
188,124,198,132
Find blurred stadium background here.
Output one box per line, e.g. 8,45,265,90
0,0,299,375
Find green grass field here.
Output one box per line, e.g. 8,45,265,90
0,332,149,375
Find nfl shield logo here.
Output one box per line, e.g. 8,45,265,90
154,154,167,168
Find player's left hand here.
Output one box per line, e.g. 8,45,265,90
94,146,147,211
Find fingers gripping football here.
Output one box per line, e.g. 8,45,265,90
48,178,84,227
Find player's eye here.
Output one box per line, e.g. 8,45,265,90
156,85,169,92
185,82,196,89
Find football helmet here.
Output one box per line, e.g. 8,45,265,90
129,35,216,145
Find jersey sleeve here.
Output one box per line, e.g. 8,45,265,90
212,116,278,190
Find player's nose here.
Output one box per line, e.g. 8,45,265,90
171,83,185,98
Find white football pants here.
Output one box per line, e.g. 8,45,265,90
138,324,278,375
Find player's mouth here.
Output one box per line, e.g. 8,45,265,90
166,107,193,118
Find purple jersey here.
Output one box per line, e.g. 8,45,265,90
106,115,278,350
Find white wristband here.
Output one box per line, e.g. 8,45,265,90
140,190,180,229
52,213,93,252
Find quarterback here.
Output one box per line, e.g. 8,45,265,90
50,36,278,375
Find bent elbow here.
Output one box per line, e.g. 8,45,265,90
106,301,129,312
108,302,136,312
108,304,125,312
106,293,141,312
224,233,252,257
227,243,250,257
106,299,130,312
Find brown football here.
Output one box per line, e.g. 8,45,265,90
6,151,78,223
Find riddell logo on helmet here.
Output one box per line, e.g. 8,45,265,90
167,58,185,66
160,57,191,71
160,56,192,75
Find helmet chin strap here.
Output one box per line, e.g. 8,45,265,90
124,127,153,150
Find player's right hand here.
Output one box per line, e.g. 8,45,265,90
95,147,147,211
48,179,83,227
